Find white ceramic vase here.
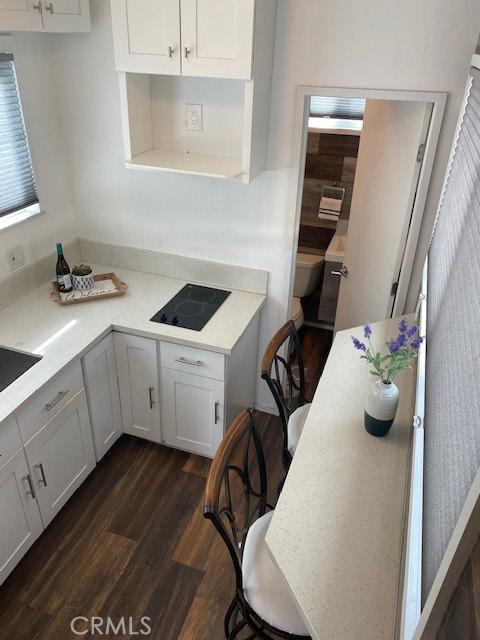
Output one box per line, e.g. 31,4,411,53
364,380,399,437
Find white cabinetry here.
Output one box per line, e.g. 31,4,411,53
83,334,122,461
111,0,181,75
160,343,225,457
114,333,162,444
112,0,276,181
0,417,43,585
180,0,255,80
112,0,254,80
0,449,43,585
0,0,90,32
0,0,43,31
24,390,95,527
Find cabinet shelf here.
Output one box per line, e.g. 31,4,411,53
126,149,243,179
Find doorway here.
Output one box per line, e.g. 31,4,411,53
288,87,446,351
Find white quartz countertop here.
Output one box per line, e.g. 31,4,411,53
265,316,415,640
0,263,264,425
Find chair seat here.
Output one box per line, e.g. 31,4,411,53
287,403,311,456
242,511,309,636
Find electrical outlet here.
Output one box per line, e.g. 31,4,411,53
186,103,203,131
6,245,25,272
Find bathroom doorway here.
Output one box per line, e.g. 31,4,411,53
288,87,446,346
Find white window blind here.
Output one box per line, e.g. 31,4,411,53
423,66,480,603
0,53,38,217
309,96,366,120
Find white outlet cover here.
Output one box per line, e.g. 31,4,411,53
186,103,203,132
7,245,25,272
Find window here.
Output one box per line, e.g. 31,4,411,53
309,96,366,120
0,52,38,219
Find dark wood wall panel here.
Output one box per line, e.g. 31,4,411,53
300,131,360,253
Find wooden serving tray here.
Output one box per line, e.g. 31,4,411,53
50,272,128,305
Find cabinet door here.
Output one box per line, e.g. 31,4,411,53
111,0,181,74
24,390,95,527
83,334,122,461
40,0,90,32
114,333,161,443
180,0,255,79
161,368,224,457
0,0,43,31
0,449,43,585
318,260,342,325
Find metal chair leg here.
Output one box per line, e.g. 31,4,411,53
224,597,238,639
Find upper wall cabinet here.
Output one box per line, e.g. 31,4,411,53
0,0,90,33
111,0,255,80
112,0,276,182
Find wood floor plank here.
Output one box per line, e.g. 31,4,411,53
0,603,51,640
98,468,205,626
182,454,211,478
143,561,204,640
172,500,218,571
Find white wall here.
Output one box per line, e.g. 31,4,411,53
44,0,480,408
0,34,76,279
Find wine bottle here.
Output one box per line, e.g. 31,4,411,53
56,243,72,293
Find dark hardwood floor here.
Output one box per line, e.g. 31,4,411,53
0,332,329,640
299,325,333,401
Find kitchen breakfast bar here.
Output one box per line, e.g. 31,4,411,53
266,317,416,640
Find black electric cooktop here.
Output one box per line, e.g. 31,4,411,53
150,284,231,331
0,347,42,393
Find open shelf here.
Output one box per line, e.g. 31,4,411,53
117,73,268,183
126,149,243,179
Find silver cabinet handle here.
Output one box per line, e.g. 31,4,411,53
168,45,176,58
184,46,192,58
214,402,220,425
175,357,204,367
148,386,155,409
23,474,36,499
34,463,48,487
45,1,53,12
33,1,41,10
331,266,349,278
45,389,69,411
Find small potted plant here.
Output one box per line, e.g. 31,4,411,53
72,264,95,291
352,318,424,437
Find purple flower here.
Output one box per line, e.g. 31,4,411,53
396,333,407,348
406,325,418,338
411,336,424,350
364,322,372,339
388,338,400,353
398,318,408,334
352,336,367,351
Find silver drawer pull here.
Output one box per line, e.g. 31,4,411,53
148,386,155,410
23,474,36,499
34,463,48,487
214,401,220,425
45,389,69,411
175,357,204,367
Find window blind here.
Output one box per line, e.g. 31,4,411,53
309,96,365,120
0,53,38,217
423,66,480,603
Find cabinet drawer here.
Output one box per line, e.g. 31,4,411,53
0,417,22,469
17,360,84,444
160,342,225,381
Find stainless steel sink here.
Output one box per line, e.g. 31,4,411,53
0,346,42,393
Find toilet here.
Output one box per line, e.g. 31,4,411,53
292,252,325,329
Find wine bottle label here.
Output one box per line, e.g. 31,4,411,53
57,274,72,291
